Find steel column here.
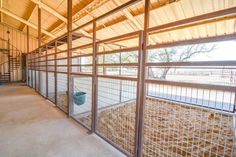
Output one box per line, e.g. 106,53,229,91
55,42,57,105
135,0,150,157
38,5,41,92
7,39,11,82
67,0,73,116
46,46,48,98
26,26,29,85
91,21,98,133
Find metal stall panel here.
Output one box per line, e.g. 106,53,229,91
96,77,137,155
32,70,35,89
39,71,46,97
28,69,32,87
141,46,236,156
57,73,68,113
35,70,39,91
94,31,141,156
47,72,55,103
72,76,93,129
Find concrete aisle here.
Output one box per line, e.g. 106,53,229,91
0,84,124,157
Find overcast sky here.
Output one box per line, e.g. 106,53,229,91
190,40,236,61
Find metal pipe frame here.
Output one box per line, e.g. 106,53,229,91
91,21,98,133
55,41,57,105
38,5,41,93
67,0,73,116
24,0,236,156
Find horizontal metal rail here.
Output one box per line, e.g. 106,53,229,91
146,61,236,67
146,79,236,92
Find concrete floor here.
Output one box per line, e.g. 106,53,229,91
0,84,125,157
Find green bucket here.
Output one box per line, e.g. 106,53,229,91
73,92,86,106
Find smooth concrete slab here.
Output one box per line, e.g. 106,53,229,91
0,84,125,157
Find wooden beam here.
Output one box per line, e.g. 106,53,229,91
31,0,67,22
30,0,92,38
22,5,37,31
0,8,56,38
112,0,156,44
48,0,99,36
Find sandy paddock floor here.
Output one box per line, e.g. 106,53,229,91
79,97,235,157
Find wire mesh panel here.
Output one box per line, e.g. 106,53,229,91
31,70,35,89
72,76,93,129
141,46,236,156
48,72,55,103
35,70,39,91
69,26,94,130
96,77,137,155
28,69,32,87
94,31,141,156
39,71,46,97
56,73,68,113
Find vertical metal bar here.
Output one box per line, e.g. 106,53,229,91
119,51,122,103
38,5,41,92
46,46,48,98
31,52,33,87
7,39,11,82
34,50,36,90
26,26,30,84
67,0,73,117
55,41,57,105
135,0,150,156
92,21,98,133
135,30,143,157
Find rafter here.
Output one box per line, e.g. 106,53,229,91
47,0,108,38
21,5,37,31
112,0,156,44
0,8,56,38
30,0,92,38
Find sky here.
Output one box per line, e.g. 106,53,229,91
190,40,236,61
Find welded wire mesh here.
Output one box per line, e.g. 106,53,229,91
31,70,35,89
48,72,55,103
39,71,46,97
142,96,235,157
97,78,137,154
35,70,39,91
28,69,32,87
143,49,236,156
56,73,68,113
72,76,93,129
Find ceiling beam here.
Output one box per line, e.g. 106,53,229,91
30,0,116,50
112,0,156,43
0,8,56,38
31,0,67,23
22,5,37,31
47,0,106,37
30,0,92,38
